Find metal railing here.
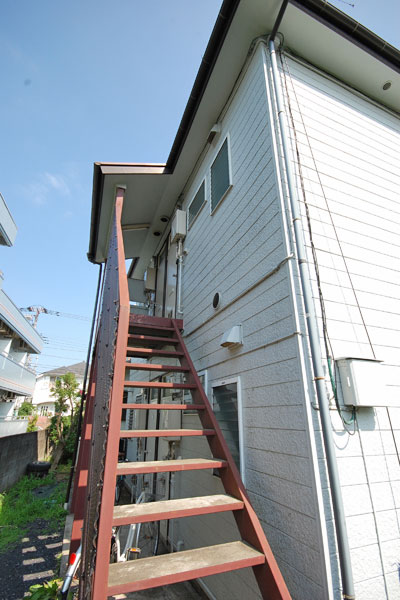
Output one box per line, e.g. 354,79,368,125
79,188,130,600
0,353,36,395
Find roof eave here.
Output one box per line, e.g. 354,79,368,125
88,162,169,264
165,0,400,173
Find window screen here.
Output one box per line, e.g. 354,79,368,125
212,381,240,472
211,138,230,212
188,181,205,227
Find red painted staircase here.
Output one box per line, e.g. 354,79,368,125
79,314,290,599
71,193,290,599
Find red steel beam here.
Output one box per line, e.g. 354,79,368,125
69,357,97,553
91,188,130,600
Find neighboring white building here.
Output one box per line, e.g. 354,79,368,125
32,361,86,416
87,2,400,599
0,193,43,437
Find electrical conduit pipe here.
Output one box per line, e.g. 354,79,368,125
267,33,355,600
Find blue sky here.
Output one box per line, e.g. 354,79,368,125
0,0,399,373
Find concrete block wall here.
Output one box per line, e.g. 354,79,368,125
0,429,49,491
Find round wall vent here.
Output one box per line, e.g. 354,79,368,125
212,292,221,309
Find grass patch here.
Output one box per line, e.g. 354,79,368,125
0,474,67,553
56,462,72,474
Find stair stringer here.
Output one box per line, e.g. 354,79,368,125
171,320,290,600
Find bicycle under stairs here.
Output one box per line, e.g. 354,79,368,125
76,313,291,600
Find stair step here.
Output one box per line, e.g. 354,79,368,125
129,315,183,330
128,334,179,345
130,324,175,333
124,381,195,389
125,362,189,372
108,541,265,595
122,403,205,411
117,458,226,475
113,494,244,525
126,347,184,358
120,429,214,438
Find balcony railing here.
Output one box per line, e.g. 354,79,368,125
0,289,43,353
0,353,36,396
0,193,17,247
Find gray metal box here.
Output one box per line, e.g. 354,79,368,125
336,358,388,407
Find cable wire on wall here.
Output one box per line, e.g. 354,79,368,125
279,50,359,430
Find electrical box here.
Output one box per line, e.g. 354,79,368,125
170,210,187,244
336,358,391,407
144,267,156,292
160,394,182,440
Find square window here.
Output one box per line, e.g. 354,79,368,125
188,181,206,227
210,138,231,212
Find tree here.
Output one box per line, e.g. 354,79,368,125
49,373,80,471
18,400,35,416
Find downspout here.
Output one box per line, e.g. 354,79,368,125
268,7,355,600
176,238,184,316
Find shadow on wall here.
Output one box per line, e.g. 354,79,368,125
0,429,51,492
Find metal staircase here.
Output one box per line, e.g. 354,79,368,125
70,191,291,599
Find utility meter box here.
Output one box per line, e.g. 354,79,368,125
160,394,182,440
144,267,156,292
170,210,187,244
336,358,388,407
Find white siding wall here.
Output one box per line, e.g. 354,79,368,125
281,54,400,599
178,46,331,600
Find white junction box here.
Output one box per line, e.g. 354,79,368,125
170,210,187,243
144,267,156,291
336,357,390,407
160,394,181,441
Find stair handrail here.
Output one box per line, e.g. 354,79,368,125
79,187,130,599
114,188,130,311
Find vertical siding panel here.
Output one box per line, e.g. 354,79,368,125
282,54,400,599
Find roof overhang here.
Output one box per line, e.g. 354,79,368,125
88,163,171,269
88,0,400,278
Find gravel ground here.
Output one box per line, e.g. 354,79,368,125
0,518,63,600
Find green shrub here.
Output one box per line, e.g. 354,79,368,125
28,579,61,599
18,401,35,416
27,413,39,432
